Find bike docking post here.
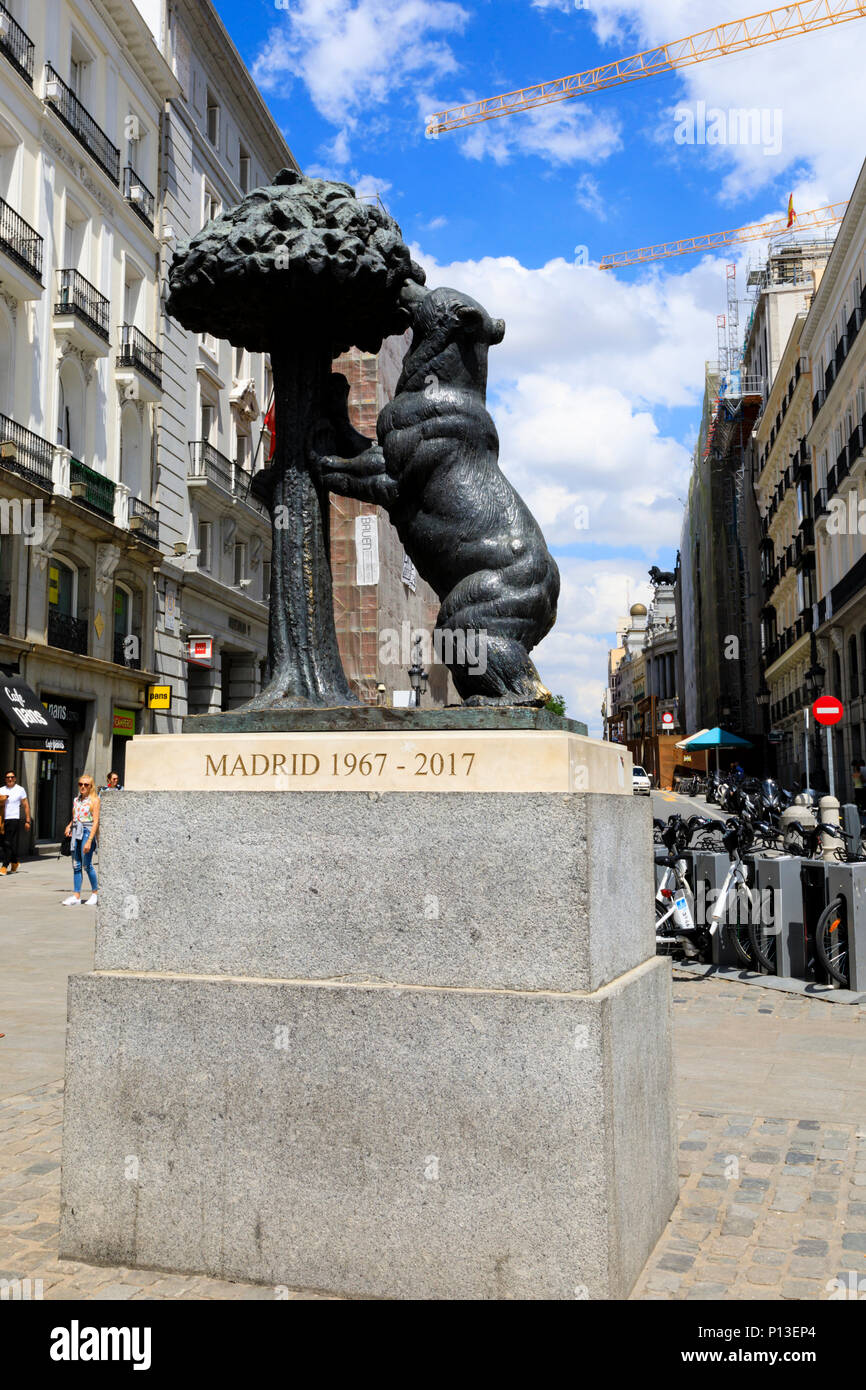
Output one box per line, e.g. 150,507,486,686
825,862,866,991
753,855,804,978
801,858,831,982
693,849,743,966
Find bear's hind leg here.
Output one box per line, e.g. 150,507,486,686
446,631,551,707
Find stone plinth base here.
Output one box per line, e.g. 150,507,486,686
61,958,675,1301
60,733,676,1300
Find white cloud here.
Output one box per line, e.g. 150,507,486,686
252,0,469,127
422,214,449,229
458,98,622,167
352,173,394,202
575,172,608,220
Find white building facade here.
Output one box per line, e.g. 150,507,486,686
0,0,178,839
802,156,866,801
135,0,291,729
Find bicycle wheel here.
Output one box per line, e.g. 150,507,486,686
748,915,777,973
815,893,850,987
726,883,756,967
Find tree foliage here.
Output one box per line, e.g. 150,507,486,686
165,169,424,355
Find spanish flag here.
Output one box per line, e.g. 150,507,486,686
787,193,796,229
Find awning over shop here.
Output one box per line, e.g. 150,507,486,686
0,676,67,752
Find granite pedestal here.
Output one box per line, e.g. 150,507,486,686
60,726,676,1300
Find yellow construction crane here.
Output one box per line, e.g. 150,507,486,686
598,201,849,268
425,1,866,137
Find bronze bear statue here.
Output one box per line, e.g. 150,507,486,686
311,284,560,706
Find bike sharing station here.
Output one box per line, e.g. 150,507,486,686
654,701,866,996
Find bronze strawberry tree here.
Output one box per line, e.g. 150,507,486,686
166,170,423,708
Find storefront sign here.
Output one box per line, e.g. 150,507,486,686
148,685,172,710
41,698,85,727
187,637,213,666
0,677,67,752
112,707,136,738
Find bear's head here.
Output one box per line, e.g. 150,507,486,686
403,286,505,395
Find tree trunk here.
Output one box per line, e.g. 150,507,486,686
247,342,357,709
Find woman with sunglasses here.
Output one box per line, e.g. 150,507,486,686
62,774,100,907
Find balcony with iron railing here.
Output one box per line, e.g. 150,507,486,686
47,609,87,655
128,495,159,547
0,2,34,84
69,457,115,518
122,166,155,229
850,419,866,473
117,324,162,387
55,268,109,343
188,440,234,493
187,441,269,519
0,413,54,490
44,65,120,185
0,195,42,285
848,306,862,348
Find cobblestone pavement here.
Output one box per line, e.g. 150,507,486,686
631,1107,866,1300
2,860,865,1300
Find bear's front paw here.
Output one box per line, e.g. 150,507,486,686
309,452,338,476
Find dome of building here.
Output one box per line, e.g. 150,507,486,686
630,603,648,617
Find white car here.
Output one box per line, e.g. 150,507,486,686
632,765,652,796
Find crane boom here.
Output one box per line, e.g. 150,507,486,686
599,201,849,269
426,1,866,137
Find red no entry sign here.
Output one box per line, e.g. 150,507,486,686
812,696,844,726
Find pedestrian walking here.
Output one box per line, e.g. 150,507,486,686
99,771,123,792
62,773,100,907
0,770,31,875
853,760,866,812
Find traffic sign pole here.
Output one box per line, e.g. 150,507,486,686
812,697,844,797
827,726,835,799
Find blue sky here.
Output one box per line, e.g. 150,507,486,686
213,0,864,731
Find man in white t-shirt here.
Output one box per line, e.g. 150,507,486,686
0,770,31,874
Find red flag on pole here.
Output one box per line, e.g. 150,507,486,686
263,402,276,461
787,193,795,229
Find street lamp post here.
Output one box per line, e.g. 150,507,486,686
408,637,429,709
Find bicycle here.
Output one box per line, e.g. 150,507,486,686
706,818,759,968
654,814,717,959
